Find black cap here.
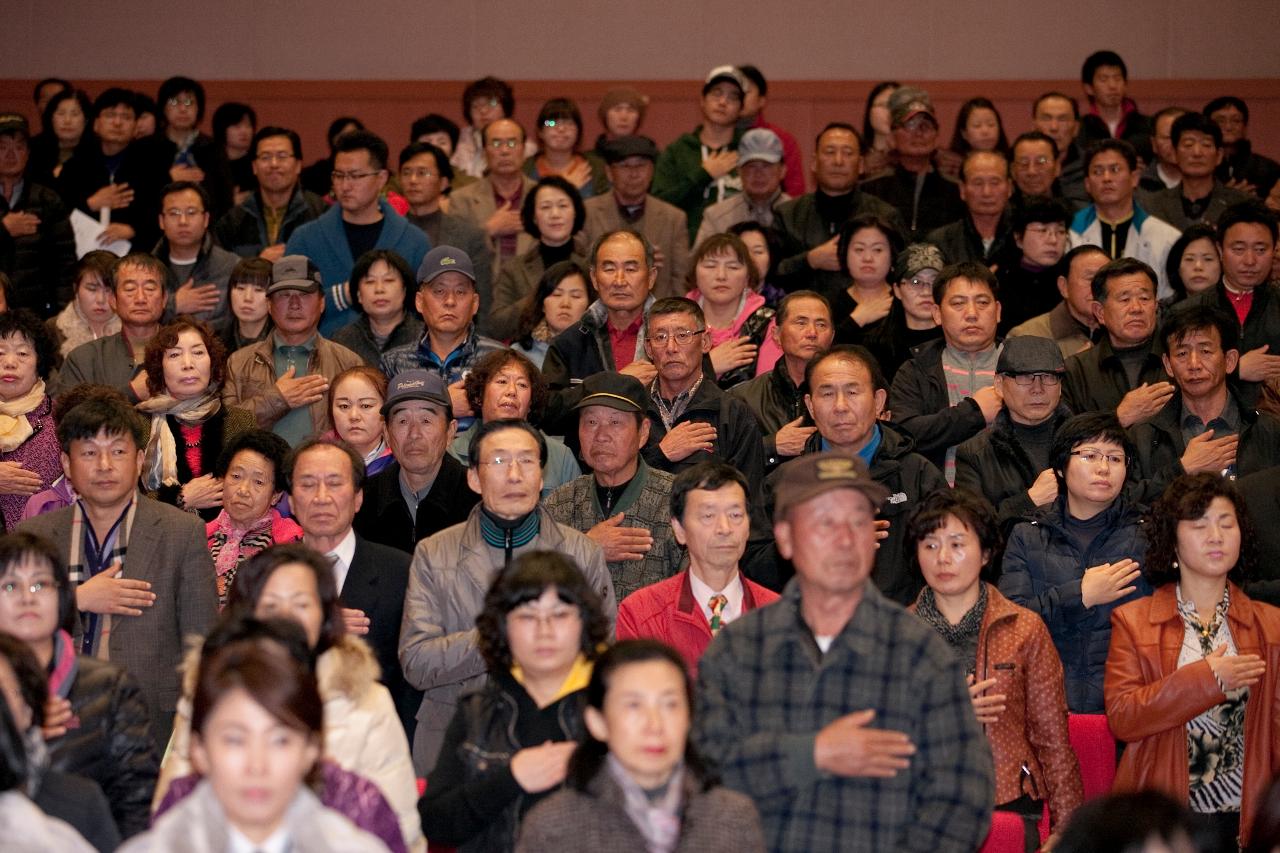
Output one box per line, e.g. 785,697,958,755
381,369,454,419
574,372,646,413
600,135,660,165
997,336,1067,375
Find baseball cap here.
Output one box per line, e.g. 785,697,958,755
0,113,29,140
889,86,938,128
703,65,747,97
773,452,890,522
738,128,784,165
997,336,1067,375
267,255,323,296
417,245,476,287
600,135,660,165
574,372,646,413
893,243,947,283
381,369,453,419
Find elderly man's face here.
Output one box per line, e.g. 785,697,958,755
774,488,878,598
386,400,455,478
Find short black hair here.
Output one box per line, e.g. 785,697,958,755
1144,473,1257,588
1013,195,1070,234
727,220,785,282
1084,138,1138,172
647,296,704,330
286,436,367,494
212,102,256,147
815,121,863,151
1204,96,1249,125
669,462,749,523
33,78,71,105
475,550,609,671
1061,244,1109,281
536,98,585,148
905,487,1003,585
516,259,596,348
398,141,454,184
325,116,364,151
805,344,889,394
836,214,905,279
1050,412,1132,493
1166,223,1219,302
215,429,293,493
1082,50,1128,86
409,113,460,150
776,289,832,324
738,64,767,95
254,126,302,161
161,180,212,213
333,129,389,172
467,418,548,469
41,89,93,141
92,87,137,120
1012,130,1060,161
1032,91,1080,121
462,76,516,124
157,75,206,123
589,229,656,270
1217,200,1279,245
1171,111,1222,149
56,396,148,454
1161,303,1239,355
0,532,75,634
350,249,414,316
521,175,586,240
933,260,999,304
1091,256,1157,303
0,308,57,381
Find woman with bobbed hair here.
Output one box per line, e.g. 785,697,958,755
831,213,906,345
685,232,777,388
325,366,393,476
331,249,423,366
1106,472,1280,849
0,309,63,531
126,622,387,852
511,260,596,369
138,317,256,520
447,348,581,494
156,544,424,851
420,550,610,852
525,97,610,198
49,250,120,357
516,639,765,852
1165,223,1222,305
490,175,588,341
211,101,257,205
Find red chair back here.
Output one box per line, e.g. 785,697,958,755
1068,713,1118,800
979,810,1027,853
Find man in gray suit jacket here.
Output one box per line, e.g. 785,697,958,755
18,398,217,749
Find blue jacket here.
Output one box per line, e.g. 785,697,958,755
998,495,1152,713
285,199,429,336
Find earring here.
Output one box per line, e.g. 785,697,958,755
1172,559,1179,570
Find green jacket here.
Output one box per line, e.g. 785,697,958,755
652,126,744,241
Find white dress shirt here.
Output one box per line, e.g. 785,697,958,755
228,823,290,853
688,569,745,627
313,527,358,593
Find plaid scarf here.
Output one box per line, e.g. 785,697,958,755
69,497,138,660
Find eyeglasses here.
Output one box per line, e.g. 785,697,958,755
0,579,59,598
255,151,295,163
479,454,540,472
1014,155,1052,168
162,207,204,219
1023,224,1068,239
166,97,196,108
903,276,936,291
1070,449,1127,467
331,170,382,183
1007,372,1062,386
471,97,501,110
400,167,438,179
542,118,575,128
646,329,705,346
487,138,520,150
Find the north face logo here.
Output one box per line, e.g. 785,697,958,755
887,492,908,504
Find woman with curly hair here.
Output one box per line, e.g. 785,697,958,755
0,310,63,530
420,550,609,852
1105,472,1280,849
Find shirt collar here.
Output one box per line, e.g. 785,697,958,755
228,823,290,853
688,569,745,624
307,527,357,592
1181,393,1241,433
273,332,317,353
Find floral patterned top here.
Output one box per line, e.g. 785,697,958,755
1176,583,1246,814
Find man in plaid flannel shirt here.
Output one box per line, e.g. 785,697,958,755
695,452,994,852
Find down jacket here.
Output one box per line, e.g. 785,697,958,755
155,634,425,853
48,655,159,840
888,337,992,470
954,406,1073,532
998,496,1152,713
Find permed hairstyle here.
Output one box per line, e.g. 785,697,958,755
905,488,1003,584
143,316,227,396
464,349,549,425
475,550,608,671
1144,472,1257,587
0,309,57,381
214,429,294,494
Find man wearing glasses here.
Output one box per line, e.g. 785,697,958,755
215,126,325,261
956,335,1074,531
399,417,615,773
285,129,428,335
448,118,536,287
153,180,239,334
639,297,765,498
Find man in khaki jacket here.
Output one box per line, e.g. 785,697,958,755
223,255,363,442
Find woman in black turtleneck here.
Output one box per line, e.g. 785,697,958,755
489,175,588,341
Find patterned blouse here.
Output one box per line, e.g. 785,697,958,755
1176,583,1246,814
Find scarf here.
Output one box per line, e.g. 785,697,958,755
650,374,704,431
916,582,988,676
607,753,684,853
208,508,276,605
137,388,222,489
0,379,46,452
69,497,138,660
47,629,79,700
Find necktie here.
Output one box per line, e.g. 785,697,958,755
708,594,728,635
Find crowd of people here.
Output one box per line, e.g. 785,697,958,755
1,50,1280,852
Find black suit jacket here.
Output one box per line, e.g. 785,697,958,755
342,534,421,739
352,457,478,554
